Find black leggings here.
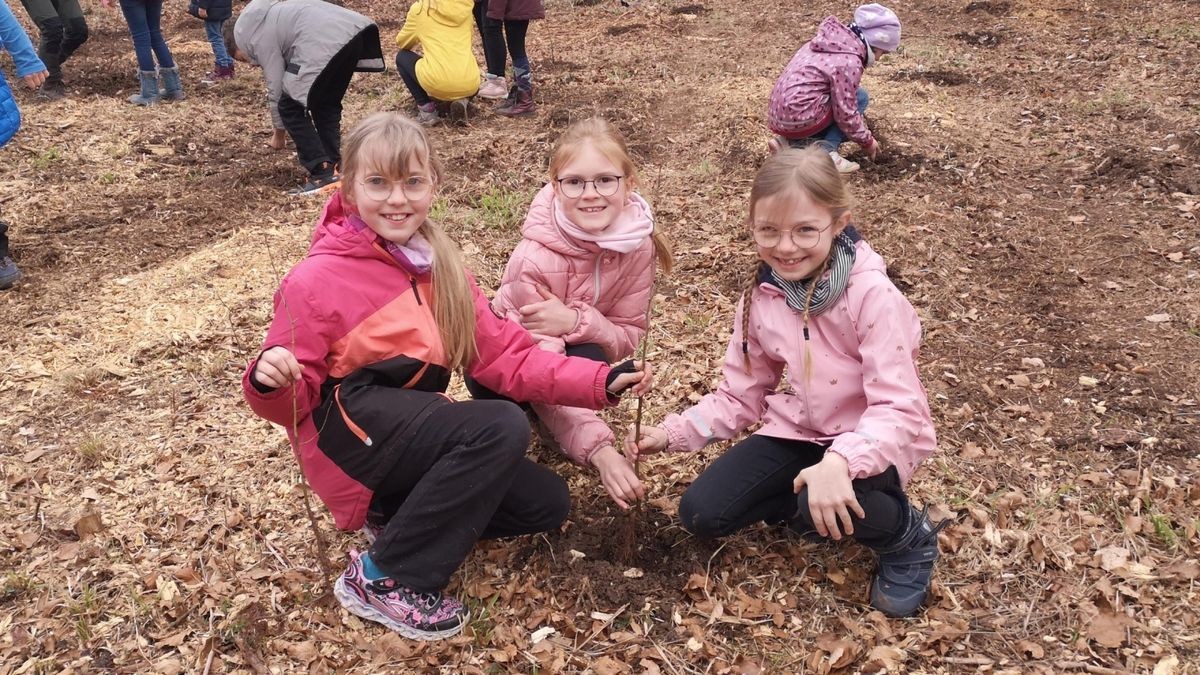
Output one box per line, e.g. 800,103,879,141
679,435,908,548
394,49,431,106
472,1,529,84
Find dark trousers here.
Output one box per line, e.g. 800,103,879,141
465,343,607,403
367,399,570,592
679,435,907,548
19,0,88,83
394,49,431,106
472,2,531,90
278,25,379,176
0,221,10,259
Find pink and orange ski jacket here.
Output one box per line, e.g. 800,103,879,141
243,191,616,530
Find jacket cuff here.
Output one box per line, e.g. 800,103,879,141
662,418,691,454
827,436,878,481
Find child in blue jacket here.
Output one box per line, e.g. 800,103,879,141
1,0,48,289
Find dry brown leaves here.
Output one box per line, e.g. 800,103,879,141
2,0,1200,672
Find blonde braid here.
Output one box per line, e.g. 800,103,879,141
799,257,830,384
740,262,763,373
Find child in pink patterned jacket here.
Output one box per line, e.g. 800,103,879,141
628,146,946,618
473,118,672,510
767,3,901,174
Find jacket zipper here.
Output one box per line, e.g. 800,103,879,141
333,384,373,447
592,253,603,302
410,277,422,305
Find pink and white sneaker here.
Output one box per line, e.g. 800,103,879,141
478,76,508,100
333,550,468,640
829,151,861,173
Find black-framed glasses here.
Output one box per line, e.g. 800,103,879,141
556,174,624,198
359,175,433,202
751,221,834,249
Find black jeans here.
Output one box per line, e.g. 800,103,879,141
679,435,907,548
0,221,10,259
465,343,608,403
472,1,528,81
394,49,431,106
367,399,570,592
278,25,379,176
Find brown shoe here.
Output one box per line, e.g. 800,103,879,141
496,87,536,117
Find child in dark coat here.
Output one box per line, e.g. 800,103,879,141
187,0,235,83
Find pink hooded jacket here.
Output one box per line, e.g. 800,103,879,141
661,240,935,484
493,183,656,465
768,16,874,148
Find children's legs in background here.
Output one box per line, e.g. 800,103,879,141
395,49,439,125
301,28,370,171
504,20,531,92
203,19,233,69
20,0,88,95
473,1,507,79
0,221,21,290
818,87,869,153
365,399,543,592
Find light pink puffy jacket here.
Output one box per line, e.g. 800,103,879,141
662,240,935,484
493,183,656,465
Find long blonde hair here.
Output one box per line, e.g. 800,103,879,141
550,118,674,273
740,146,852,373
340,112,478,370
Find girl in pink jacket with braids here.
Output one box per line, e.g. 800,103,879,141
628,147,946,618
471,118,672,510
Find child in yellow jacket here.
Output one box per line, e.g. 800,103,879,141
395,0,479,126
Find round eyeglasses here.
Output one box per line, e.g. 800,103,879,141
556,175,624,199
359,175,433,202
751,221,834,249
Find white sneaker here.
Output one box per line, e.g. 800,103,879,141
829,151,860,173
478,76,508,100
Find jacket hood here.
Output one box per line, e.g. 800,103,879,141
810,16,867,58
521,183,654,258
308,191,389,261
427,0,473,27
235,0,279,63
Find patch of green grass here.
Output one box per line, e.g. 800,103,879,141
429,197,451,222
76,436,109,466
67,584,99,643
1,572,40,602
98,172,119,185
469,593,500,647
1149,513,1180,550
473,188,528,230
32,146,62,170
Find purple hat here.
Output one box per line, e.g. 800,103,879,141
854,4,901,52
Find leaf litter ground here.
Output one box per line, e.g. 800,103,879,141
1,0,1199,673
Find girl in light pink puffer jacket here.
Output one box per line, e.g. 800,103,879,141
475,118,672,510
628,147,946,618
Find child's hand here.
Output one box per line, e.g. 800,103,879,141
21,70,48,89
590,445,644,510
865,138,880,161
254,346,303,389
517,286,577,337
623,424,668,461
198,7,208,17
268,128,287,150
606,360,653,396
793,452,864,541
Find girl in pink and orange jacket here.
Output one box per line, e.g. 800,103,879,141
627,146,946,619
243,113,650,641
471,118,672,510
